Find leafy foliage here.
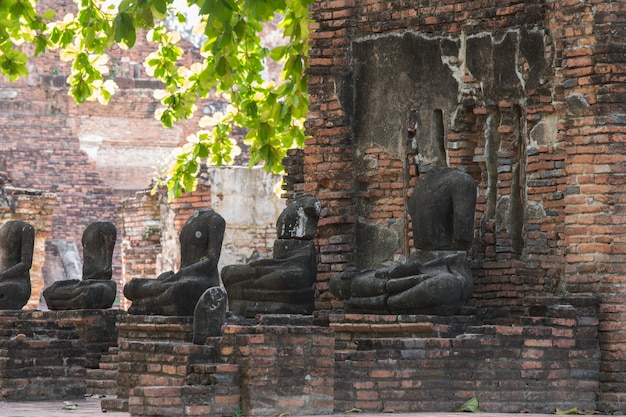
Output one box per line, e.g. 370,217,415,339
457,397,481,413
0,0,312,198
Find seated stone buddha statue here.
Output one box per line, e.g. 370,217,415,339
124,208,225,316
329,167,476,315
44,221,117,310
222,194,321,317
0,220,35,310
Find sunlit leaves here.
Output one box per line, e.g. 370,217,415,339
114,13,137,48
64,51,118,103
1,0,313,200
0,48,28,81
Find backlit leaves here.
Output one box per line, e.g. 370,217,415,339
0,0,313,200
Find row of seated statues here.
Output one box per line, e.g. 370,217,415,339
1,194,324,316
0,167,477,322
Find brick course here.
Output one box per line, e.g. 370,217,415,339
284,0,626,412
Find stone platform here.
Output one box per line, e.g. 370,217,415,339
0,309,124,401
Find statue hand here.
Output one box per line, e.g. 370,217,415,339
376,262,422,279
158,270,176,281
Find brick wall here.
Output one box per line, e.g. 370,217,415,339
294,0,626,412
0,106,122,300
331,296,599,413
0,0,261,304
0,173,56,308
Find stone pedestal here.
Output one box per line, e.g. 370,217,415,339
221,315,335,416
105,314,335,417
0,309,122,400
329,297,599,413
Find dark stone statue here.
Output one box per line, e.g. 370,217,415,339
222,194,321,317
409,167,476,251
329,167,477,315
124,208,225,316
43,222,117,310
0,220,35,310
193,286,227,344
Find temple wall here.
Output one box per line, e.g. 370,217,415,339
297,0,626,412
117,167,284,309
0,0,277,306
0,173,55,308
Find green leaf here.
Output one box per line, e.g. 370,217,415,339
117,0,135,13
114,13,136,47
41,8,56,19
215,56,228,76
71,79,93,103
457,397,480,413
137,8,154,29
556,407,580,415
270,45,287,61
151,0,167,18
34,35,48,56
0,49,29,82
197,143,209,159
217,31,232,49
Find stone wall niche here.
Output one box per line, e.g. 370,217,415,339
350,33,461,268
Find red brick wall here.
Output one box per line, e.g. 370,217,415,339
0,0,221,301
331,297,599,413
297,0,626,412
0,173,56,308
117,191,162,311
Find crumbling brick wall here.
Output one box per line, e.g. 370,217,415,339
0,172,55,308
117,167,283,309
295,0,626,412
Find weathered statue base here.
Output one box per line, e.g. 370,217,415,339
228,288,315,317
43,279,117,310
0,280,31,310
124,276,216,316
223,239,317,318
330,250,473,316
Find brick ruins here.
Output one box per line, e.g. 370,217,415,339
0,0,625,415
300,0,623,412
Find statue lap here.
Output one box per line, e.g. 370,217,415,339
329,168,477,315
43,222,117,310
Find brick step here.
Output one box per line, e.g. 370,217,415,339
86,377,117,389
86,368,117,380
129,386,187,417
1,377,86,400
103,346,119,357
100,347,119,363
101,397,129,412
119,340,215,358
182,384,240,416
99,360,118,371
186,362,239,386
129,384,240,417
0,365,86,378
350,337,448,350
86,379,117,396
